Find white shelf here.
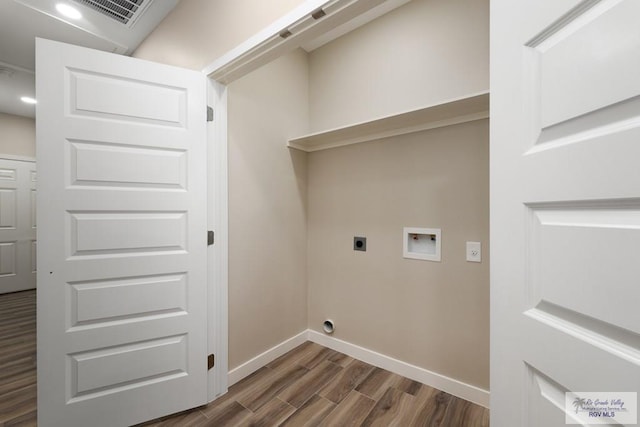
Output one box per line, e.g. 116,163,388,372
288,91,489,152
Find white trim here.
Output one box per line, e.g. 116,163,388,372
225,330,490,408
202,0,325,75
306,330,490,409
201,0,396,84
227,331,309,386
202,0,327,81
0,154,36,162
207,79,229,401
300,0,411,51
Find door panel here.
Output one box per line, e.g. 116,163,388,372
0,189,17,228
70,273,187,326
537,1,640,127
491,0,640,425
530,206,640,332
70,334,188,400
0,242,16,276
69,211,187,255
37,38,207,427
69,69,187,126
0,158,36,293
70,141,187,189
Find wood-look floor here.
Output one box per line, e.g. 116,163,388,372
0,290,489,426
142,342,489,427
0,289,37,426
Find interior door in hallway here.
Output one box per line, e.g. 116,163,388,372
491,0,640,425
36,38,208,427
0,158,36,294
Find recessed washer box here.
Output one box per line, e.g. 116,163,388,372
403,227,441,262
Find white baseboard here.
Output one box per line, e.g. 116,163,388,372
227,329,490,409
227,330,308,386
306,330,490,409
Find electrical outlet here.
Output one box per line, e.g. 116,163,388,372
466,241,481,262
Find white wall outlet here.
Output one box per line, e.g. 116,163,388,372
466,241,481,262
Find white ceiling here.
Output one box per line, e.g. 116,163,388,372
0,0,179,118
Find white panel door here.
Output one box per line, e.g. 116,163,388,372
491,1,640,426
0,158,36,294
36,38,208,427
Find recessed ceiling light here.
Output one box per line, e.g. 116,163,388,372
21,96,37,105
56,3,82,20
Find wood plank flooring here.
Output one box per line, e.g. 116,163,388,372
0,290,489,426
142,341,490,426
0,289,37,426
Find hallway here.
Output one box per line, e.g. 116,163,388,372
0,289,36,425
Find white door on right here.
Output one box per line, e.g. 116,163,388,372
491,1,640,426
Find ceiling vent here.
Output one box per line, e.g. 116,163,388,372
71,0,148,26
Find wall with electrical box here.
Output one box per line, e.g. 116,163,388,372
305,0,490,391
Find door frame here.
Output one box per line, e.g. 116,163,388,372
206,79,228,401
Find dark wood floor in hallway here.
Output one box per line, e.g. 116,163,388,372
0,289,37,426
0,290,489,426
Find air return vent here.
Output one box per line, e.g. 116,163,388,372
71,0,146,26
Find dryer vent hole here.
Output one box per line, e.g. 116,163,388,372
323,320,335,334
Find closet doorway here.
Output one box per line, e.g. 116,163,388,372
0,137,36,427
0,157,36,295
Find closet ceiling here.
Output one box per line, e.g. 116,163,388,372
0,0,178,118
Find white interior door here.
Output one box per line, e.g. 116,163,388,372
491,1,640,425
36,38,208,427
0,158,36,294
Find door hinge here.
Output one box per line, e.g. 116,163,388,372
208,230,214,246
207,106,214,122
208,354,215,370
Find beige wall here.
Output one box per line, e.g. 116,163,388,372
306,0,490,390
134,0,306,70
307,120,490,389
0,113,35,158
308,0,489,131
227,49,309,369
